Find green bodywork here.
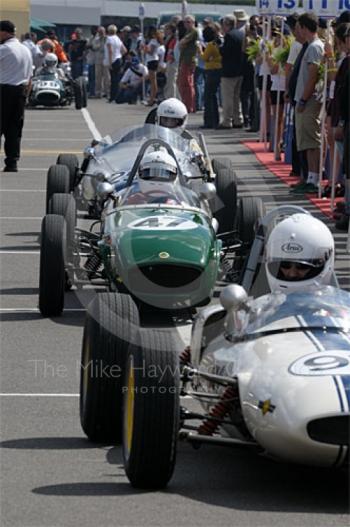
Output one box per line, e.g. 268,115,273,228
101,206,221,309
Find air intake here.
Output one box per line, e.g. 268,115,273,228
307,415,349,445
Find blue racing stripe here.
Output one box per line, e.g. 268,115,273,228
333,376,345,412
341,375,350,410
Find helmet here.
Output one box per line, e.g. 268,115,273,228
157,98,188,129
44,52,58,68
265,214,334,293
139,150,177,181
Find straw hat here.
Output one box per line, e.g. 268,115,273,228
233,9,249,22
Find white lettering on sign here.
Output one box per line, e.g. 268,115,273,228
129,215,199,231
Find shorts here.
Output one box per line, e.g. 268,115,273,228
270,90,285,105
295,97,322,151
147,60,159,72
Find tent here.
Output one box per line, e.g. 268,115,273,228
30,17,56,32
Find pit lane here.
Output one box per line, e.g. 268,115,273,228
0,102,349,527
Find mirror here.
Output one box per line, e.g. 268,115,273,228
198,182,216,200
96,181,113,199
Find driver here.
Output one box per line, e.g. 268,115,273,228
124,150,180,205
36,52,65,79
156,98,188,130
265,214,335,292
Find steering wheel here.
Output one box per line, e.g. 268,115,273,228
142,190,178,204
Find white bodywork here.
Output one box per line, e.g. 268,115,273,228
192,287,350,468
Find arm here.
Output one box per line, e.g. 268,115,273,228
301,62,319,101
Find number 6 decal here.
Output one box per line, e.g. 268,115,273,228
289,351,350,376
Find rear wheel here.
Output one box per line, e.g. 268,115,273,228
211,158,237,234
80,293,140,443
46,165,70,214
123,328,180,489
39,214,66,317
56,153,79,190
48,193,76,263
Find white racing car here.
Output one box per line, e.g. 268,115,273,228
118,205,349,488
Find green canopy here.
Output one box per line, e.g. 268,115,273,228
30,17,56,33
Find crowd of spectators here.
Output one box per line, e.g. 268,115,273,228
12,9,350,231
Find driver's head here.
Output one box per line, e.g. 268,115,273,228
139,150,177,181
266,213,334,293
157,98,188,130
43,52,58,68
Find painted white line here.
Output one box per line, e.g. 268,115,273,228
2,168,47,171
81,108,102,141
0,393,79,397
24,129,86,132
0,308,85,312
23,138,88,142
0,251,40,254
0,217,41,220
0,189,45,192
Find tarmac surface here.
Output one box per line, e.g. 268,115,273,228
0,100,349,527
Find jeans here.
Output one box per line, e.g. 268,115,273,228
71,60,84,80
110,58,122,102
0,84,26,167
195,66,205,111
203,69,221,128
88,64,95,96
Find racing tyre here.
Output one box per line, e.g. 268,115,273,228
211,158,237,234
46,165,70,213
237,196,265,246
123,328,180,489
56,153,79,190
80,293,140,443
39,214,66,317
232,197,266,282
48,193,76,262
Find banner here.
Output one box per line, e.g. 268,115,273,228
256,0,349,14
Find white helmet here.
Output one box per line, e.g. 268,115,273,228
44,52,58,68
265,214,334,293
139,150,177,181
157,98,188,130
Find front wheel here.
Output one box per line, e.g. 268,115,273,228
123,328,180,489
80,293,140,443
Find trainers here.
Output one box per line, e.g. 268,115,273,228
217,123,232,129
335,214,350,231
3,165,18,172
291,182,318,194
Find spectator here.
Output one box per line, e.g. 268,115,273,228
92,26,108,98
332,23,350,230
195,21,205,112
46,30,67,63
68,27,87,79
0,20,33,172
285,13,309,181
129,25,142,57
143,26,162,106
86,26,98,96
22,32,38,59
120,26,132,52
116,53,148,104
293,12,324,194
219,15,245,128
104,24,126,103
163,23,177,98
267,30,286,159
177,15,198,113
200,24,222,128
233,9,249,33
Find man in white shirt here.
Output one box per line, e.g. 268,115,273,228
116,54,148,104
0,20,33,172
103,24,126,102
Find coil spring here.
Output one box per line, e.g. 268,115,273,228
84,253,102,274
198,385,237,436
180,346,192,366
